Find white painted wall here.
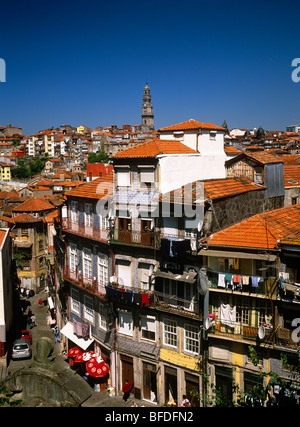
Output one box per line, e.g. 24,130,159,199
158,153,226,193
159,129,225,155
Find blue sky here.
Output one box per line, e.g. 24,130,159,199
0,0,300,135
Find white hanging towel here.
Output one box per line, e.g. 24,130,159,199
218,273,226,288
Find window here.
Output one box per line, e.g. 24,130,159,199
99,302,109,330
118,311,133,336
84,295,94,323
38,240,44,251
69,243,78,273
209,131,216,140
116,259,132,287
140,168,155,185
184,324,199,354
70,288,80,314
83,247,92,279
141,315,156,341
98,253,108,285
236,297,249,325
117,169,130,187
163,318,177,348
291,196,298,205
84,203,93,226
254,167,263,183
70,200,78,223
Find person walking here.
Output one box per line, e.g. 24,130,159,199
53,325,60,344
31,314,37,327
122,379,134,403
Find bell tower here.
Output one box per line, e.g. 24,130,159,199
141,83,154,131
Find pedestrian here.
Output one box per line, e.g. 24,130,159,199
26,288,30,299
38,298,43,308
53,325,59,344
180,394,191,407
122,379,134,403
131,402,138,407
31,314,37,327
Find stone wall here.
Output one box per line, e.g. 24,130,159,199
200,190,284,238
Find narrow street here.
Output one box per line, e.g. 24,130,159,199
5,289,157,407
7,290,64,374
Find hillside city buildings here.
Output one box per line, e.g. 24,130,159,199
0,84,300,406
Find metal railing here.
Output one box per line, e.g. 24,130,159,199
153,290,200,316
61,218,109,243
63,265,106,296
111,228,160,248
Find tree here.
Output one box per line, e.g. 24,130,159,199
88,151,108,164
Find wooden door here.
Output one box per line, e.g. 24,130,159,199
121,355,134,393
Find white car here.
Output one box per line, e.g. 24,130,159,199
11,339,32,360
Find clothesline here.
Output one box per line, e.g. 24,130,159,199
105,285,151,307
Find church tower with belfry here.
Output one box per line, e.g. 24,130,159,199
141,83,154,131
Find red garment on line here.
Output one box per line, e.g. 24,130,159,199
141,293,150,307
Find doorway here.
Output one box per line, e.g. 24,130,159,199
143,362,157,403
164,366,178,405
121,355,134,395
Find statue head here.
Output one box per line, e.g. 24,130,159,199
34,337,55,366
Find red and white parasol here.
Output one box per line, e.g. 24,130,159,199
67,346,83,358
74,351,96,363
86,356,110,378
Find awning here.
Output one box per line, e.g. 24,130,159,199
153,269,197,283
60,322,94,350
198,249,277,261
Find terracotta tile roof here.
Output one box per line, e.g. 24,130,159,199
224,146,243,154
284,166,300,187
201,204,300,249
158,119,225,132
276,154,300,165
12,197,55,212
241,151,283,164
112,138,197,159
66,172,114,200
11,213,42,223
0,191,17,199
159,177,263,204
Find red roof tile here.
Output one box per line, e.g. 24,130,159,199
284,165,300,187
158,119,225,132
12,197,55,212
66,173,114,200
201,204,300,249
113,138,197,159
159,177,263,204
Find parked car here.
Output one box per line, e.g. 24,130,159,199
11,339,32,360
20,329,32,344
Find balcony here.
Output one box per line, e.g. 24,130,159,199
210,321,300,349
206,270,272,296
153,290,201,320
63,265,106,297
111,228,160,248
62,218,109,243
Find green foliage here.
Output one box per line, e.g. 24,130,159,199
0,386,22,407
11,156,47,178
88,151,108,164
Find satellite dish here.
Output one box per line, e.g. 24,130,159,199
258,325,266,340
